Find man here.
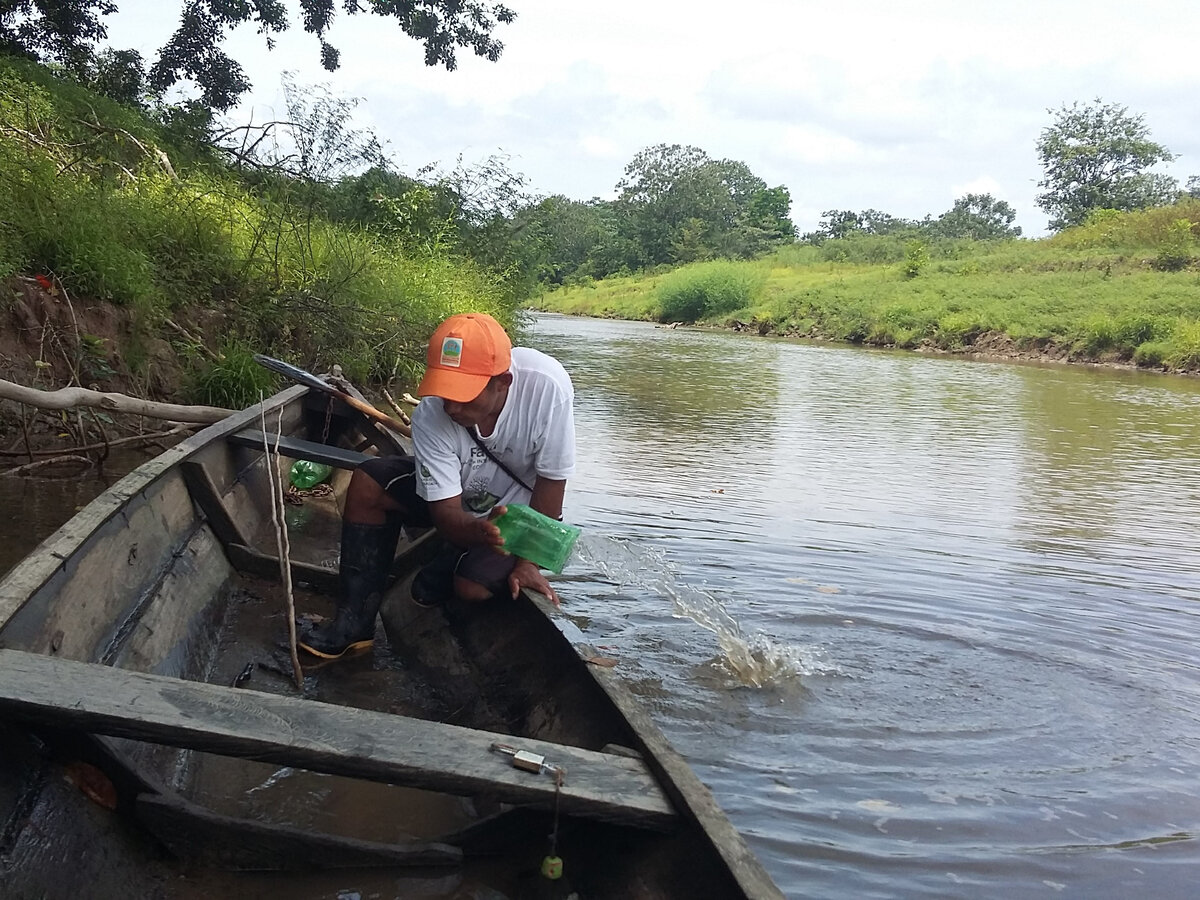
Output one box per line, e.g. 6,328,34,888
299,312,576,659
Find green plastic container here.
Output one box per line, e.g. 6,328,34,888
289,459,332,489
493,504,581,574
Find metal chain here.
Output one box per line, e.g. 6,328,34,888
321,395,333,444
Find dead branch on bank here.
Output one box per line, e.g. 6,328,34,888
2,455,94,477
0,379,234,423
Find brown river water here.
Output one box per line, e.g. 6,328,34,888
3,312,1200,899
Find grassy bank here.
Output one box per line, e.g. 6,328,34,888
535,205,1200,373
0,55,517,410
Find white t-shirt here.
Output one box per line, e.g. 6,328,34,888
412,347,576,514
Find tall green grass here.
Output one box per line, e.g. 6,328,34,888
656,260,766,323
0,55,516,403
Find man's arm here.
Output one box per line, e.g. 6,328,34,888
427,478,570,606
527,476,566,521
426,496,504,549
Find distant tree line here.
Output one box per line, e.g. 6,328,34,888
308,141,797,292
513,143,797,285
802,193,1022,244
213,88,796,297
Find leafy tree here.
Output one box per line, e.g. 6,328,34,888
858,209,913,235
808,209,863,242
930,193,1022,240
804,208,915,243
746,186,796,243
1036,99,1178,230
1,0,516,112
614,143,795,266
615,143,711,264
0,0,114,73
81,46,144,105
512,195,636,283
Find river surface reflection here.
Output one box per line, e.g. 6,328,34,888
531,313,1200,899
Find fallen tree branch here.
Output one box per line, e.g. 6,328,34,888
0,424,198,457
0,379,233,422
1,455,93,477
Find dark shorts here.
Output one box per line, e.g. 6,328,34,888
358,455,517,602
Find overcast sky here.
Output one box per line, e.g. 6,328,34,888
105,0,1199,237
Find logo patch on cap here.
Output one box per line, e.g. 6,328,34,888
439,337,463,368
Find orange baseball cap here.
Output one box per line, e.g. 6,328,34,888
417,313,513,402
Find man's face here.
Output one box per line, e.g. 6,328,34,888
441,374,509,428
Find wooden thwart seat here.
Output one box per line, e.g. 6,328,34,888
228,429,372,470
0,649,677,830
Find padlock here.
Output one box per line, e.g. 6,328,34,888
512,749,547,773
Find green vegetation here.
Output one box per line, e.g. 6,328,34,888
1036,100,1177,230
535,202,1200,373
0,54,517,408
4,44,1200,419
513,144,798,285
657,261,767,323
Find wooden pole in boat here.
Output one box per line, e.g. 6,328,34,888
253,355,411,437
259,399,303,689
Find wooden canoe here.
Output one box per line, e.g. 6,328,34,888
0,384,784,899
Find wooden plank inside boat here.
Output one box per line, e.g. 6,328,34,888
0,649,677,830
227,429,373,469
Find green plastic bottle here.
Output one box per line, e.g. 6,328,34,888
289,459,332,490
493,504,581,574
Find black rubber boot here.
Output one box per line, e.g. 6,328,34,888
299,519,402,659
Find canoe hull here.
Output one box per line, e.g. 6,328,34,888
0,386,783,899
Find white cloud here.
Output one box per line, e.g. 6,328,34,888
777,125,874,167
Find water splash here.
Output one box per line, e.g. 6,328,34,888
570,533,826,687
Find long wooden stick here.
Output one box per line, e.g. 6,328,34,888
380,387,412,429
259,400,302,689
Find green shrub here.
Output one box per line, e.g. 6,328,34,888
902,241,930,279
1132,341,1168,367
1113,312,1172,347
1051,201,1200,252
186,344,280,410
1081,311,1176,356
1152,219,1195,271
656,260,764,323
1165,320,1200,370
820,234,910,264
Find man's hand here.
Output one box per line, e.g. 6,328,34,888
507,558,559,606
428,497,505,548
